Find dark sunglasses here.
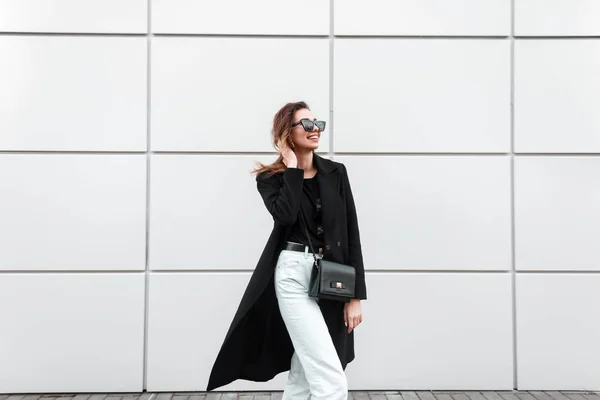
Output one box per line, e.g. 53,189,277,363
292,118,326,132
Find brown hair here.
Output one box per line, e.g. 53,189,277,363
252,101,310,176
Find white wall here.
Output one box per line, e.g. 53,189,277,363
1,0,599,394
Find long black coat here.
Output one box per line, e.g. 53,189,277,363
206,154,368,391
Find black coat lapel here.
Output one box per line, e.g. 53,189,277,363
313,154,341,232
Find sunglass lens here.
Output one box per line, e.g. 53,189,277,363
315,121,326,131
301,120,315,132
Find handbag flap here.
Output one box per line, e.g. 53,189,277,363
318,260,356,297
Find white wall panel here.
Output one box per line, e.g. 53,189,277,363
0,36,147,151
0,0,147,33
345,273,513,389
0,273,145,393
515,0,600,36
336,156,512,270
0,155,147,271
146,273,287,391
335,0,510,36
515,40,600,153
334,39,510,153
515,157,600,271
152,0,328,35
516,273,600,390
151,37,329,152
149,155,276,270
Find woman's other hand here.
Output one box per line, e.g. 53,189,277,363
280,140,298,168
344,299,363,334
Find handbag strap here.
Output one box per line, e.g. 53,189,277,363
298,207,319,264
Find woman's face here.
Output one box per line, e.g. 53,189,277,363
288,108,322,152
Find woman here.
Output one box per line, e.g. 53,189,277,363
206,101,367,400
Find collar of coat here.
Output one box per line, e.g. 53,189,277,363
312,152,339,175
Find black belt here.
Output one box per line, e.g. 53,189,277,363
283,241,307,253
282,241,323,260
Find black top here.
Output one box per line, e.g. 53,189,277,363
287,173,325,252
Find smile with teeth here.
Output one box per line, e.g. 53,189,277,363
307,134,320,141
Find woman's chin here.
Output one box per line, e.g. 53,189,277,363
297,143,320,152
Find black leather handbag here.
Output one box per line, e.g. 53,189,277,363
299,208,356,303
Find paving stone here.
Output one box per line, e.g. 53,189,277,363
434,395,453,400
204,394,222,400
418,392,437,400
354,392,370,400
530,392,555,400
155,395,173,400
483,393,506,400
401,392,420,400
453,394,471,400
584,395,600,400
270,394,283,400
255,396,271,400
498,392,520,400
544,393,570,400
370,394,388,400
218,394,236,400
467,393,488,400
564,395,587,400
516,393,537,400
73,396,93,400
187,396,206,400
386,395,403,400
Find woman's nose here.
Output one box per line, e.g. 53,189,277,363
313,124,320,132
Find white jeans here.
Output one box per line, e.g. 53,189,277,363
274,248,348,400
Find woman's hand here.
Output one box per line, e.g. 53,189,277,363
280,140,298,168
344,299,363,334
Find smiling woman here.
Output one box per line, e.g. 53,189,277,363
207,101,367,400
253,101,324,176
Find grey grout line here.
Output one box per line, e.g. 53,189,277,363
153,33,329,39
0,270,145,274
0,31,146,36
142,0,153,390
1,151,597,156
510,0,518,390
329,0,334,160
3,269,600,274
333,152,512,156
1,31,598,39
2,269,600,274
515,36,600,39
151,269,514,273
335,35,510,39
0,151,146,155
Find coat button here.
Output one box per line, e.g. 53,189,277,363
325,244,331,250
336,241,341,247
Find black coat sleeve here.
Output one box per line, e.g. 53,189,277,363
341,163,367,300
256,167,304,226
